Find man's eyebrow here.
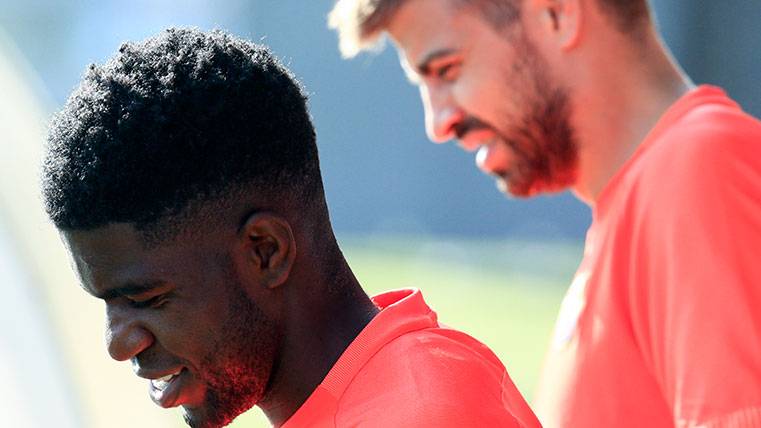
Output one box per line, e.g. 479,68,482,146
95,282,166,300
415,48,458,76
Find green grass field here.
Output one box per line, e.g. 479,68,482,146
223,235,581,427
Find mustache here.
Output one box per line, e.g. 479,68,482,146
454,117,493,140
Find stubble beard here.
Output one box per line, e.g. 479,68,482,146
183,285,280,428
495,31,578,197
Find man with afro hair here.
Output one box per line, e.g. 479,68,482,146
43,28,540,428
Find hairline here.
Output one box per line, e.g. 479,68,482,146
358,0,502,53
331,0,650,57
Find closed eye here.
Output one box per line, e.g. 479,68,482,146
415,48,463,83
433,61,461,81
126,294,168,309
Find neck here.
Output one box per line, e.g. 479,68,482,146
258,258,378,426
569,28,693,205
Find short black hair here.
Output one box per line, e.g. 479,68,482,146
43,28,323,237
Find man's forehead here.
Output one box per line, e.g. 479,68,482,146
61,224,157,293
62,224,143,263
385,0,472,69
386,0,462,56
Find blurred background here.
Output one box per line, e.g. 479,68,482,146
1,1,759,426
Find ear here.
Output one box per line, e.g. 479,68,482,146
239,212,297,290
535,0,583,51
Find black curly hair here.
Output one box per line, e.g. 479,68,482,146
43,28,324,238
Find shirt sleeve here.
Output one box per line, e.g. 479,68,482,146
632,115,761,427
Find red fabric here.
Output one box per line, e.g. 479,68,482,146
282,288,541,427
534,86,761,427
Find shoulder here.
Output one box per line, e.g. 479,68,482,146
634,104,761,215
621,101,761,304
651,103,761,180
347,328,506,398
334,328,525,427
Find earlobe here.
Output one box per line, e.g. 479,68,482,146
240,212,296,290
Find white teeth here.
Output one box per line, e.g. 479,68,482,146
157,374,175,382
150,371,181,391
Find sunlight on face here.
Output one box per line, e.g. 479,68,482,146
62,223,281,428
387,0,579,197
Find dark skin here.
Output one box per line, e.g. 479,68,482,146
61,205,379,428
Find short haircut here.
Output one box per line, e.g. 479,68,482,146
43,28,323,239
328,0,649,58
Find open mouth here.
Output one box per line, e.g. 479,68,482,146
149,368,185,408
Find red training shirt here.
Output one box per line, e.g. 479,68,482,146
282,288,541,427
534,86,761,427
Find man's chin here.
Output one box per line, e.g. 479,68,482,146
181,387,261,428
182,406,211,428
496,175,533,198
181,404,234,428
498,174,569,198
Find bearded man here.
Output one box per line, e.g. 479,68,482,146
42,28,541,428
330,0,761,426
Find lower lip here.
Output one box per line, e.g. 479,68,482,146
476,142,511,175
149,369,185,408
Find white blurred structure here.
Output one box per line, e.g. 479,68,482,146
0,225,80,427
0,30,81,427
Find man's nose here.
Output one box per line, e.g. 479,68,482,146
105,305,154,361
421,84,464,143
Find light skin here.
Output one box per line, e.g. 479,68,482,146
61,208,378,428
384,0,693,205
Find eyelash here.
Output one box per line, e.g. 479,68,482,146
436,62,460,80
127,295,167,309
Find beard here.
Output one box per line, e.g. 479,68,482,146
460,29,579,197
183,284,280,428
496,84,577,197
